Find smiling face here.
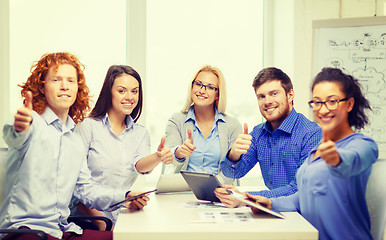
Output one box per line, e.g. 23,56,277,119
190,71,219,108
255,80,294,130
109,74,139,119
311,81,354,139
44,64,78,121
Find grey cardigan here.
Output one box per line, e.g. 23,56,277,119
164,111,242,184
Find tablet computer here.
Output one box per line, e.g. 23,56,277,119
180,170,222,202
109,189,157,209
226,189,285,219
155,173,191,194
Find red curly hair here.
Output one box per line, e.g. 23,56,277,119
19,52,90,123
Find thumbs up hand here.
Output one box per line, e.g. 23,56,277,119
228,123,252,161
156,136,173,165
14,91,33,132
317,128,341,166
175,128,196,159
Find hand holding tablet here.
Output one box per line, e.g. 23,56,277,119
110,189,156,210
226,189,285,219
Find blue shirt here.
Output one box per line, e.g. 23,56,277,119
0,108,126,239
272,133,378,240
221,109,322,198
184,107,222,174
73,114,150,224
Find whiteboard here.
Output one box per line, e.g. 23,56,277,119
312,17,386,156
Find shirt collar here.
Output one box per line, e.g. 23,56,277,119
185,106,225,123
102,113,134,129
41,107,76,132
263,108,297,134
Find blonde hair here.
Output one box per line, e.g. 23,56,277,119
181,65,227,114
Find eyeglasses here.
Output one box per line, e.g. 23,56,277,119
308,97,349,111
192,80,219,93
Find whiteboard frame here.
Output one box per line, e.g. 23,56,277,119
313,16,386,29
312,16,386,75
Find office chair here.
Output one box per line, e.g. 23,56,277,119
68,215,113,231
0,228,47,240
366,158,386,240
0,215,112,240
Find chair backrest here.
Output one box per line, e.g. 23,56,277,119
366,158,386,240
0,148,7,208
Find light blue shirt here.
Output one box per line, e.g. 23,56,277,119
183,107,222,174
272,133,378,240
0,108,126,239
72,114,150,224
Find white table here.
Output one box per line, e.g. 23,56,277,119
114,192,318,240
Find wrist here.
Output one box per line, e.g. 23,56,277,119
227,149,240,162
174,147,185,160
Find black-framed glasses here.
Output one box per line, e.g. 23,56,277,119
192,80,219,92
308,97,349,111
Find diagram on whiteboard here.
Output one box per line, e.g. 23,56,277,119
313,24,386,151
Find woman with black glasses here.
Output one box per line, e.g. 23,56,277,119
164,65,242,184
245,67,378,240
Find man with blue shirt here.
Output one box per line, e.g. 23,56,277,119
215,67,322,208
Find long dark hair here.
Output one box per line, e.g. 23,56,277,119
311,67,371,130
89,65,143,122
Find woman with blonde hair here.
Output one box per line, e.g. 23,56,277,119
165,65,242,184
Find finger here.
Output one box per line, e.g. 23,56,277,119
187,128,193,143
135,197,148,207
243,122,248,134
14,122,27,132
184,141,196,151
214,187,228,195
161,152,173,164
237,139,252,147
157,136,166,151
15,111,32,122
323,129,329,142
24,91,33,110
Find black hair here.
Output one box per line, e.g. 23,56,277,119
89,65,143,122
311,67,371,130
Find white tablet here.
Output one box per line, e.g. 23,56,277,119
226,190,285,219
155,173,191,194
180,171,222,202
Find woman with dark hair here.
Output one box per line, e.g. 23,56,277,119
72,65,173,229
243,68,378,240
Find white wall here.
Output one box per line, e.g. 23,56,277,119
5,0,127,137
0,0,10,148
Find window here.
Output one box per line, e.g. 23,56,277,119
140,0,265,186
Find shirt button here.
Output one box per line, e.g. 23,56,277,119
271,163,274,166
231,165,235,168
269,181,272,185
